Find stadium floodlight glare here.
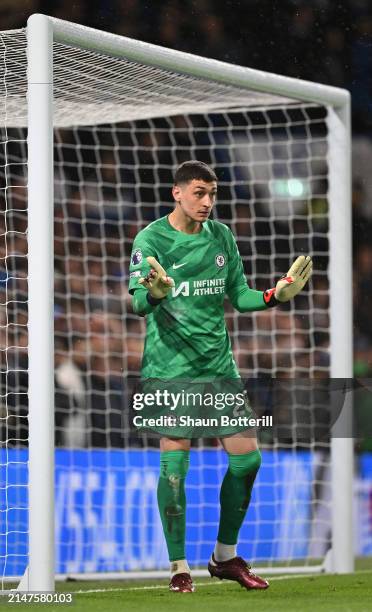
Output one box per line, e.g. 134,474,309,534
0,13,352,592
270,179,311,199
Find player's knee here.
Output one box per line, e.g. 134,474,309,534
160,450,190,480
228,449,262,478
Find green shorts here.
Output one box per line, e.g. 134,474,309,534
131,378,256,439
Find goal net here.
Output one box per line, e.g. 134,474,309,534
0,17,352,587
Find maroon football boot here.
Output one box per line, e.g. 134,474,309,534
169,572,195,593
208,554,269,589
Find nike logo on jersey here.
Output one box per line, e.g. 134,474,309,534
172,262,186,269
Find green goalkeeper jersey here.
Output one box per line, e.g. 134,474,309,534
129,216,269,379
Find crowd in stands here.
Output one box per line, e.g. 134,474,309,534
1,0,372,447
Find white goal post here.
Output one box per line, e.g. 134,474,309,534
1,13,353,591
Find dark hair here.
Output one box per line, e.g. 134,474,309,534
174,160,217,185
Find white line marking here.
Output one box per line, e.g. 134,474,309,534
73,570,371,595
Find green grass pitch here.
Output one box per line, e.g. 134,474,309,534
2,567,372,612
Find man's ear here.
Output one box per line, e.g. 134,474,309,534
172,184,182,203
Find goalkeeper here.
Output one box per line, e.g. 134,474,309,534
129,160,312,593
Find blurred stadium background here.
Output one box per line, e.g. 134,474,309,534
1,0,372,580
0,0,369,426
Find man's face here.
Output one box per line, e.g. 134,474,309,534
172,179,217,222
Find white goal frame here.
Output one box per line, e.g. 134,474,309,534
24,13,352,591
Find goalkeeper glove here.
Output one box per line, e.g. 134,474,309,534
139,256,174,302
264,255,312,306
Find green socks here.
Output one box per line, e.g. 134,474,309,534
217,449,262,545
157,450,190,562
157,449,261,561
